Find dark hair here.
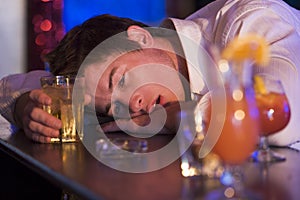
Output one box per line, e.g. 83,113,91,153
43,14,148,76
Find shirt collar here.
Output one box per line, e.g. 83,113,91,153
161,18,207,96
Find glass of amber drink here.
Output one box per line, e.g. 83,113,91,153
251,74,291,162
40,75,85,143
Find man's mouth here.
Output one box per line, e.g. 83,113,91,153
148,95,161,113
155,95,161,106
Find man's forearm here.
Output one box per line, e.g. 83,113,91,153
14,92,31,128
0,70,52,124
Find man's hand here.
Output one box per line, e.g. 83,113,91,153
14,89,61,143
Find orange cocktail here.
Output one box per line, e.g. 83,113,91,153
252,74,290,162
210,33,269,198
213,88,260,165
256,92,290,136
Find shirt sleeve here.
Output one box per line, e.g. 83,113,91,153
225,5,300,146
0,70,52,124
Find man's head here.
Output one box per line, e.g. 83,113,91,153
45,14,189,120
43,14,149,76
81,26,189,120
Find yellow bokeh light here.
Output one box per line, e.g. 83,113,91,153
218,59,230,73
232,89,243,101
234,110,245,120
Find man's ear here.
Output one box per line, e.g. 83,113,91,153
127,25,153,47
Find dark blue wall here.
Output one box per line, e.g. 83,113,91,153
63,0,166,31
63,0,300,32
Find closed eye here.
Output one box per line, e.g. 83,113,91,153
118,74,125,87
114,101,121,116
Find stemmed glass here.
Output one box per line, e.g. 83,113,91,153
251,74,291,162
204,76,261,199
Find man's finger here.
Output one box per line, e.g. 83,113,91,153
29,89,52,105
24,128,52,143
29,107,62,129
27,120,60,138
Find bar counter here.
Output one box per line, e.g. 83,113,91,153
0,125,299,200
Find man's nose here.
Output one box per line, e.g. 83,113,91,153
130,94,144,113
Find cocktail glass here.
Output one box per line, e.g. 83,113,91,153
251,74,291,162
206,82,261,199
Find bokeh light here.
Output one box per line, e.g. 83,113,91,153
40,19,52,31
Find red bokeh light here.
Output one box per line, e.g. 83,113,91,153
29,0,64,70
35,34,47,46
40,19,52,31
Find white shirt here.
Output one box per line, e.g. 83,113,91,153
1,0,300,146
167,0,300,146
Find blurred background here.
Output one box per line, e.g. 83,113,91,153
1,0,299,78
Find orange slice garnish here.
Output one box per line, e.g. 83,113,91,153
221,34,270,66
254,75,268,94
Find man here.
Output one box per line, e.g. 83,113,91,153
1,0,300,146
0,14,150,143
